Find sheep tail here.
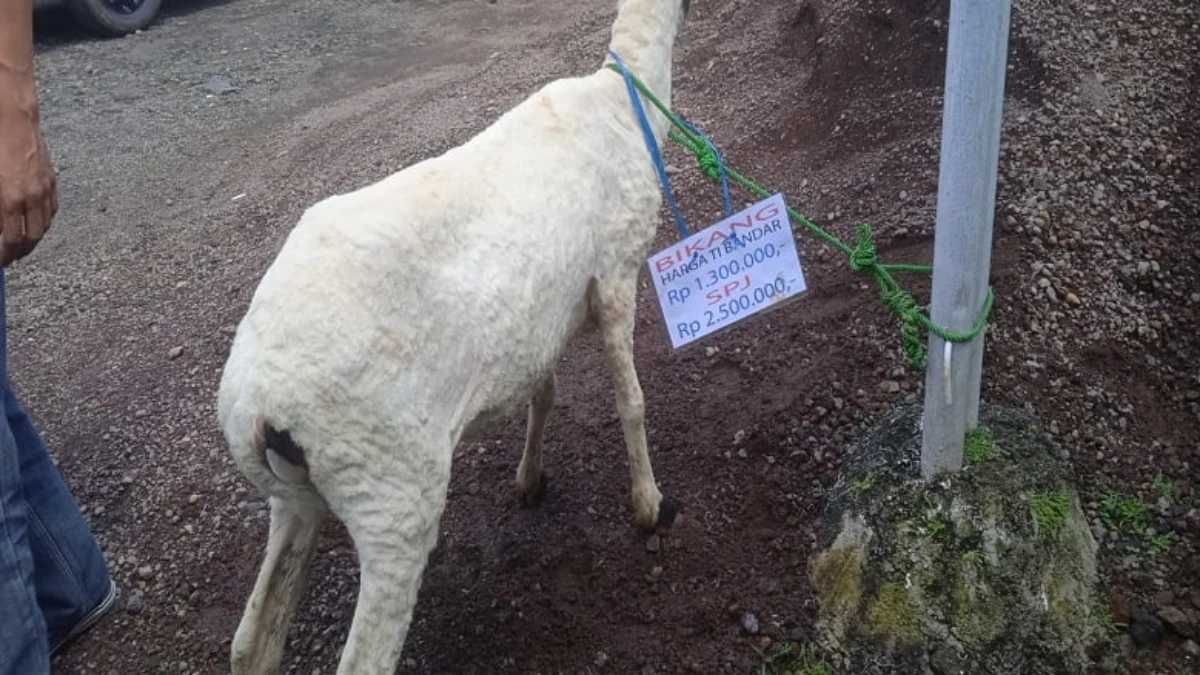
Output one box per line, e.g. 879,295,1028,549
248,417,315,492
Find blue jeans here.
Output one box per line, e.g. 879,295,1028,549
0,270,112,674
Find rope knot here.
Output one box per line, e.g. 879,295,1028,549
881,288,927,369
848,225,878,273
696,146,722,181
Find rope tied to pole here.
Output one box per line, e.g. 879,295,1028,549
605,57,995,369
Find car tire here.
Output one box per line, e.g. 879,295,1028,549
67,0,163,37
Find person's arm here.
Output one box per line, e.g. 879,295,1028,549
0,0,55,266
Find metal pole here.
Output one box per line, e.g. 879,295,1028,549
921,0,1012,480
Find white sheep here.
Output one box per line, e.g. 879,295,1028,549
216,0,692,672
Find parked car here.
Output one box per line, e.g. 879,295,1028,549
34,0,163,37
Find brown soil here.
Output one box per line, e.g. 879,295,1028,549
21,0,1199,673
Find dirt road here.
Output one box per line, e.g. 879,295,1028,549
22,0,1200,673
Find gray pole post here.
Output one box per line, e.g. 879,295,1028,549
921,0,1012,480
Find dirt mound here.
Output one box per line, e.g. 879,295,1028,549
674,0,1051,173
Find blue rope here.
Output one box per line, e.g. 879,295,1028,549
677,115,744,248
608,50,690,240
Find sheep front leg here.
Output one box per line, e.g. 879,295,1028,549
231,497,323,675
593,275,678,531
516,372,555,507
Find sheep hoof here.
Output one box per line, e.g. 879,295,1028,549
517,474,548,508
654,498,679,530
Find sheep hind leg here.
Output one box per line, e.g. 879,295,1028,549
516,372,555,507
231,496,323,675
333,476,449,675
592,274,678,531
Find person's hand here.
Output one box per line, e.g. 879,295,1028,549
0,102,56,266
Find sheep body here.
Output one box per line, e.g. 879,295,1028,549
220,72,657,495
218,1,689,673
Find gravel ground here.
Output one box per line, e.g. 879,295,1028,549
14,0,1199,673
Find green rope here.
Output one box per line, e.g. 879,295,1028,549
606,63,995,368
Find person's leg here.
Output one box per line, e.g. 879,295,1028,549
0,269,114,660
0,404,48,672
0,274,50,673
10,380,116,652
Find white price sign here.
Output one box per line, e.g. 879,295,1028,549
648,193,807,348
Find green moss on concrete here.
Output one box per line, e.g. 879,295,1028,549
811,548,864,619
809,405,1099,674
1043,493,1099,642
809,513,871,648
866,582,920,644
952,559,1006,645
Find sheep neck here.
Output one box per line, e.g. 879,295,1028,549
607,0,682,135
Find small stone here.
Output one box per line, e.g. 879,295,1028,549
741,613,760,635
1154,590,1176,608
1065,292,1081,306
1183,640,1199,657
1129,606,1165,648
1158,606,1196,639
200,76,238,95
594,651,609,667
125,589,144,614
137,565,155,581
168,345,185,359
930,644,964,675
188,493,201,504
878,380,901,394
1117,634,1135,658
645,535,661,553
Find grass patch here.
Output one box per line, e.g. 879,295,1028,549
849,474,876,494
922,515,949,539
1032,491,1070,538
1099,492,1148,534
1152,473,1174,504
1147,531,1176,556
752,642,833,675
964,427,997,464
1094,601,1119,636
